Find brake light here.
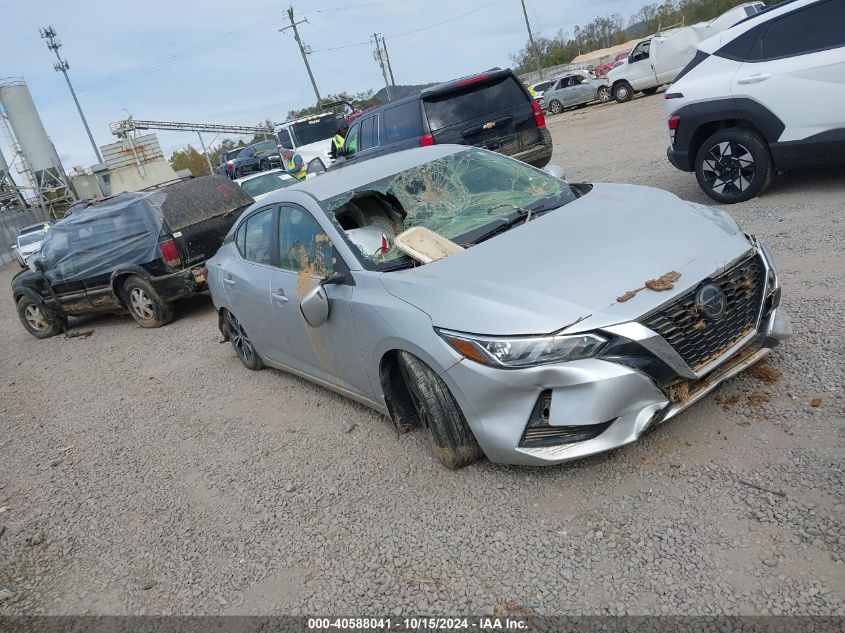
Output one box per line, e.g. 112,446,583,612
159,238,182,269
668,115,680,146
457,74,489,87
530,99,546,130
226,163,234,171
420,133,435,147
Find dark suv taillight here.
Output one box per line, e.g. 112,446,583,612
419,133,435,147
159,238,182,269
530,99,546,130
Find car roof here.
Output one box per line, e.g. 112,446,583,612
272,145,468,202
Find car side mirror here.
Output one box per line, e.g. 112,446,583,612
300,284,330,328
543,164,566,180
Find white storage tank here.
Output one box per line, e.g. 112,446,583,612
0,77,65,189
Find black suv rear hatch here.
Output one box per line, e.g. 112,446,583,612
422,70,542,157
156,175,254,267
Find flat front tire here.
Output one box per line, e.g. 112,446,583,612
694,127,773,204
16,296,64,339
123,275,174,328
398,351,483,469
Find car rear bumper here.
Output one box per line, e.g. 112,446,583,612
667,145,693,172
149,268,206,302
511,128,553,168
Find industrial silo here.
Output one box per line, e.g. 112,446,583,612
0,77,71,204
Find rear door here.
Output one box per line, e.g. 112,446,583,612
220,206,279,357
729,0,845,155
422,73,537,153
379,100,424,152
340,114,381,163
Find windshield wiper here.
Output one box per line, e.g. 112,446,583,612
471,209,532,245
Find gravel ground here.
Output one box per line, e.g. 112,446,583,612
0,93,843,617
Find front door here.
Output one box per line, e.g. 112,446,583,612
625,39,658,90
268,204,372,398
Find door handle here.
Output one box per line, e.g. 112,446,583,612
223,276,236,286
271,290,289,303
737,73,771,85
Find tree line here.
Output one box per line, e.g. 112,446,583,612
511,0,757,72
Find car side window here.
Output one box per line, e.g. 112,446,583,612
345,123,361,155
382,101,422,144
278,206,334,277
758,0,844,60
359,116,378,151
240,208,274,265
631,40,650,62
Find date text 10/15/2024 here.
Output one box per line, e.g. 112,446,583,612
307,617,529,630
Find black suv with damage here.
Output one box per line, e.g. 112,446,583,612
12,175,253,338
334,68,552,168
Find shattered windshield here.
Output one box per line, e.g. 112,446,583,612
322,149,577,270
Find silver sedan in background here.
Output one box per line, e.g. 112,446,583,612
542,70,611,114
206,145,790,469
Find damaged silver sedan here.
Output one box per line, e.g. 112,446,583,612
206,145,791,468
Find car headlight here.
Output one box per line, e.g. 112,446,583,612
438,329,608,368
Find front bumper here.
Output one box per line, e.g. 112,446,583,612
440,248,790,466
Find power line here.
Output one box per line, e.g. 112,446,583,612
311,0,501,53
300,0,398,15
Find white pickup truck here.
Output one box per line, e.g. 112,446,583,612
606,2,766,103
275,112,346,171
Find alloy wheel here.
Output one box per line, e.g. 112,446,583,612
24,304,49,332
549,100,562,114
129,287,155,321
702,141,755,197
598,87,611,102
226,312,256,365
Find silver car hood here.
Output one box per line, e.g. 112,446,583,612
379,183,752,335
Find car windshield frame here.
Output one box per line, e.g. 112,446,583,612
252,140,277,154
321,149,580,272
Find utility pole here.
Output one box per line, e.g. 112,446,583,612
40,26,103,164
380,35,396,88
196,131,213,174
280,7,322,106
518,0,544,80
372,34,392,101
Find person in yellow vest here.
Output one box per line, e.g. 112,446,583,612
329,124,348,160
527,84,537,98
282,149,307,180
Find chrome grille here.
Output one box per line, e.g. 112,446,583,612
640,255,765,371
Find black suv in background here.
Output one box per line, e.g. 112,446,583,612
335,69,552,168
216,141,281,178
12,175,254,338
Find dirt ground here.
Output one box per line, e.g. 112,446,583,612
1,93,843,616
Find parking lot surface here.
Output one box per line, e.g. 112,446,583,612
1,94,843,616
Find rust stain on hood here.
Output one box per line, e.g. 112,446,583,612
616,270,682,303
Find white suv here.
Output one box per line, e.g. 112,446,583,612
665,0,845,203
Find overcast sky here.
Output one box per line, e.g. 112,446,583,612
2,0,642,174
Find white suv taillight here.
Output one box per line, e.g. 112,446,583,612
668,115,680,146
